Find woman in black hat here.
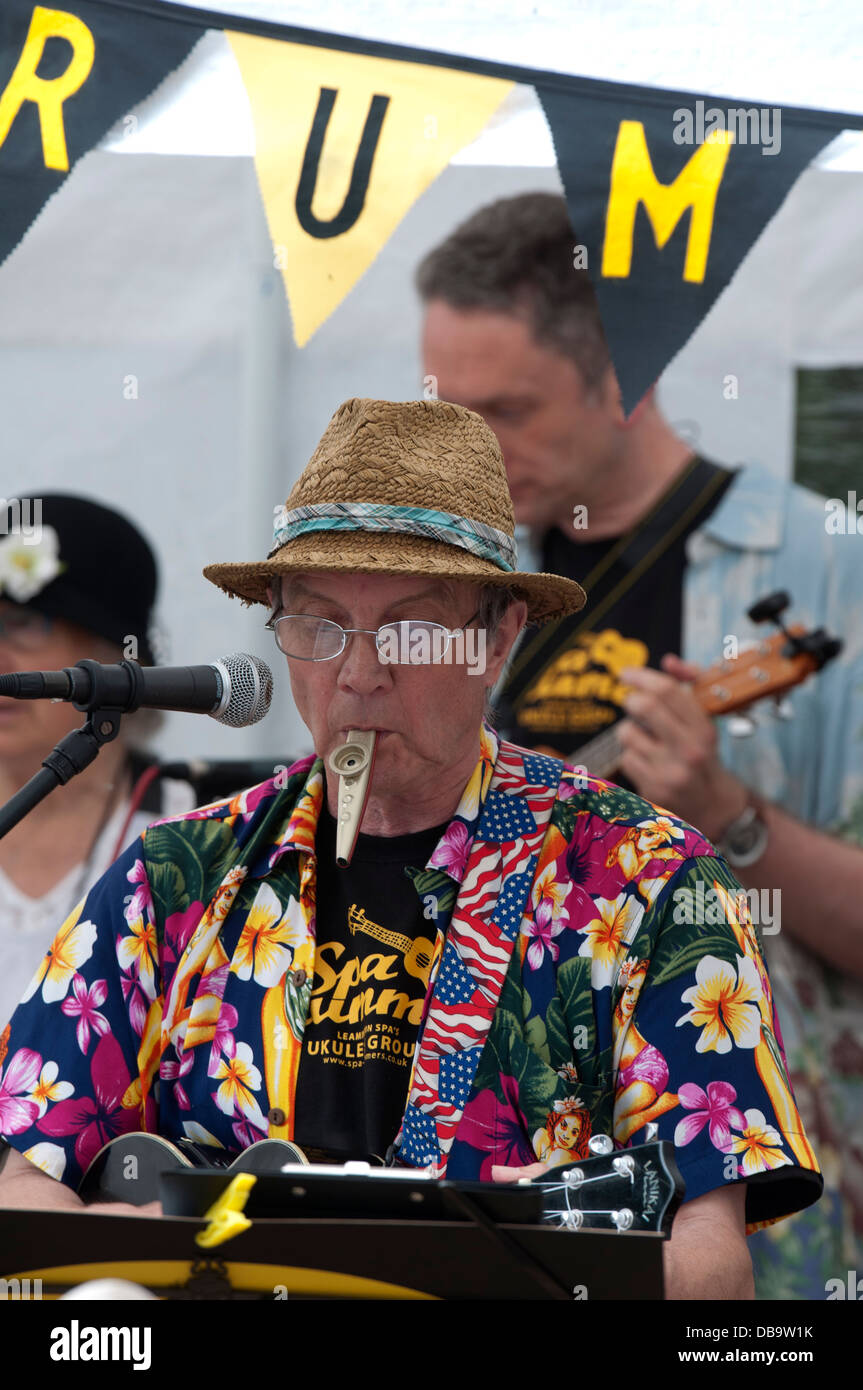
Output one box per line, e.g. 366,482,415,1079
0,494,193,1025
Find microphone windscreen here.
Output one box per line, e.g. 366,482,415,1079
213,653,273,727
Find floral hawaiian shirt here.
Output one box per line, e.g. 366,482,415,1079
0,725,821,1232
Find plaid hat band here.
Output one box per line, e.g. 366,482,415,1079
270,502,517,573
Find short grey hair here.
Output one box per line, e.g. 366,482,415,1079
416,191,611,391
477,583,516,636
476,584,519,722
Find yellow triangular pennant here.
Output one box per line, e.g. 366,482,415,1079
227,33,513,345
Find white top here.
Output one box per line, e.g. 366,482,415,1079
0,780,196,1030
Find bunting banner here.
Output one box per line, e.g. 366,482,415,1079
1,0,861,408
537,83,852,408
227,31,513,346
0,1,205,266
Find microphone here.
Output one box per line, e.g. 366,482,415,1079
0,654,274,728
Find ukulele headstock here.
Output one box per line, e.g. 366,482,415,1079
535,1138,685,1236
692,594,842,720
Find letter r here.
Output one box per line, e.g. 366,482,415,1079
0,7,96,172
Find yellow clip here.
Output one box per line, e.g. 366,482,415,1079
195,1172,256,1249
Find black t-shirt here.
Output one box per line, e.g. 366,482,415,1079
292,806,447,1162
496,457,736,777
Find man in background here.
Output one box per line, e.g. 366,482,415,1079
418,191,863,1297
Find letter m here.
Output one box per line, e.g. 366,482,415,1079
0,1278,21,1299
602,120,733,283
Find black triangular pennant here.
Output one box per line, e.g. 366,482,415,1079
537,82,850,411
0,0,205,272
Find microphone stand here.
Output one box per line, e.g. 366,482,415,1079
0,658,148,840
0,706,124,842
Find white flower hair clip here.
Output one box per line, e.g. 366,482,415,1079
0,525,63,602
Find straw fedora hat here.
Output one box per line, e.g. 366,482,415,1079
203,397,586,623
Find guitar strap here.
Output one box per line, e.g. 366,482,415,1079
501,456,733,715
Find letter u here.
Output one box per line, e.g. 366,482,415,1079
295,88,390,238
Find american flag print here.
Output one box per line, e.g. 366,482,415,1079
401,733,562,1171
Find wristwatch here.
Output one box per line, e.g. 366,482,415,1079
716,797,769,868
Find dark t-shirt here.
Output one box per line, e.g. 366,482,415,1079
496,457,736,778
292,806,447,1161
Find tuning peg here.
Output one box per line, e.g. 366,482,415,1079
643,1123,659,1142
727,714,756,738
747,591,790,624
612,1208,635,1231
588,1134,614,1157
773,697,795,721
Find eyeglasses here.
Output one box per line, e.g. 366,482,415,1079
265,611,481,663
0,609,54,650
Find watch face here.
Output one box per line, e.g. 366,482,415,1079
724,811,768,866
729,824,759,853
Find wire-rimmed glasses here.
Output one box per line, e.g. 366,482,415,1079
265,611,480,664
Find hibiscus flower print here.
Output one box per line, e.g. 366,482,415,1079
456,1073,534,1179
520,862,571,968
676,955,763,1053
124,858,154,927
116,914,158,1001
230,883,301,988
36,1033,139,1173
120,970,150,1039
21,908,98,1005
674,1080,746,1152
61,974,110,1054
0,1047,42,1135
578,894,645,989
233,1115,268,1150
208,1001,238,1075
182,1121,224,1148
163,901,204,971
725,1109,792,1176
522,913,566,970
531,862,570,928
23,1141,66,1181
450,726,495,826
210,1041,265,1129
161,1047,194,1111
27,1061,74,1119
429,820,471,880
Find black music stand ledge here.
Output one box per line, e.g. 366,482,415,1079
0,1175,665,1300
